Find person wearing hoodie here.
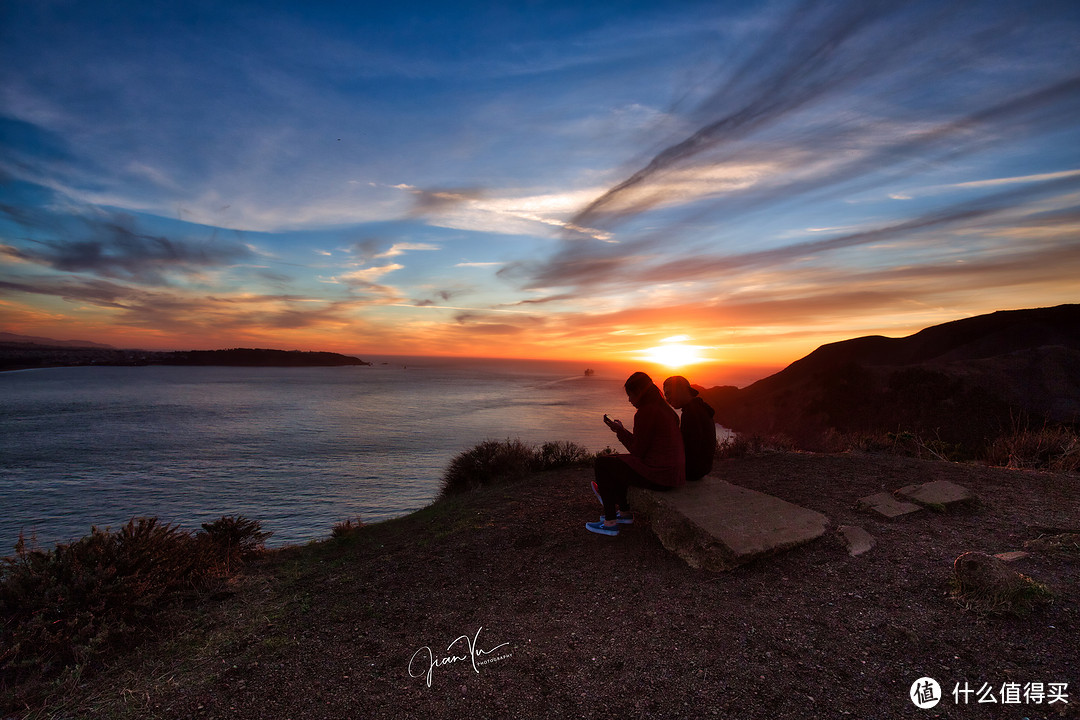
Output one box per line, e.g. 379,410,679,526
663,375,716,482
587,371,685,537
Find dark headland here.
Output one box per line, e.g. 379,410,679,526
698,303,1080,457
0,336,370,372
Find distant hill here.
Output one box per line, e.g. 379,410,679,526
699,304,1080,453
0,345,370,371
160,349,370,367
0,332,115,349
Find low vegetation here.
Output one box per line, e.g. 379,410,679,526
439,438,592,497
715,419,1080,472
331,517,366,539
0,516,269,709
984,421,1080,473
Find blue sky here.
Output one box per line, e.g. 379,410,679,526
2,0,1079,381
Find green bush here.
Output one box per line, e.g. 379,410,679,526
439,438,591,496
0,515,267,693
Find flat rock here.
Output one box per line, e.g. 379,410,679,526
895,480,977,510
994,551,1030,563
629,477,829,572
838,525,876,556
855,491,923,518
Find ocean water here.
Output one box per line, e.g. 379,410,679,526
0,357,701,551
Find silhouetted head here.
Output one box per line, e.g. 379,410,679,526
662,375,698,409
624,371,655,407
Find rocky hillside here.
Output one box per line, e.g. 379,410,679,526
699,304,1080,452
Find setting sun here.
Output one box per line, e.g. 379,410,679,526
639,337,707,369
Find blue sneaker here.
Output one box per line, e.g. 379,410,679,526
585,520,619,536
599,511,634,525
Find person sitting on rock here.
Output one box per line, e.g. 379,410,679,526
663,375,716,482
588,371,685,536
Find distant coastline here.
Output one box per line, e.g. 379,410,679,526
0,344,371,372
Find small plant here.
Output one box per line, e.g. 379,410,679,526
950,551,1054,615
197,516,271,567
951,573,1054,615
331,517,365,539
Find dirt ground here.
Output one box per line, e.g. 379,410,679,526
20,452,1080,719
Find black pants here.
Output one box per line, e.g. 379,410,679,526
594,454,671,520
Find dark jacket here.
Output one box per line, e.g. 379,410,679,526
613,385,685,487
680,396,716,481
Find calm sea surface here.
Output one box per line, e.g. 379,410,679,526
1,357,717,551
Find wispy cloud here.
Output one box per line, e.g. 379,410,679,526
396,183,614,239
375,242,440,258
503,0,1080,320
0,211,253,286
336,264,403,284
892,169,1080,199
515,172,1080,295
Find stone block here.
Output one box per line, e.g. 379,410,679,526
855,491,923,518
896,480,977,511
838,525,876,556
629,477,828,572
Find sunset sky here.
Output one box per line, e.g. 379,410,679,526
2,0,1078,383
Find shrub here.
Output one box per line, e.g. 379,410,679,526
439,438,591,496
534,440,591,469
0,515,265,695
197,515,271,570
331,517,365,539
985,422,1080,473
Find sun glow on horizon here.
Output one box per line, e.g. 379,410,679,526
638,338,708,369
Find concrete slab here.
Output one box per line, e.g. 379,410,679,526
855,491,923,519
896,480,977,511
629,477,829,572
838,525,876,556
